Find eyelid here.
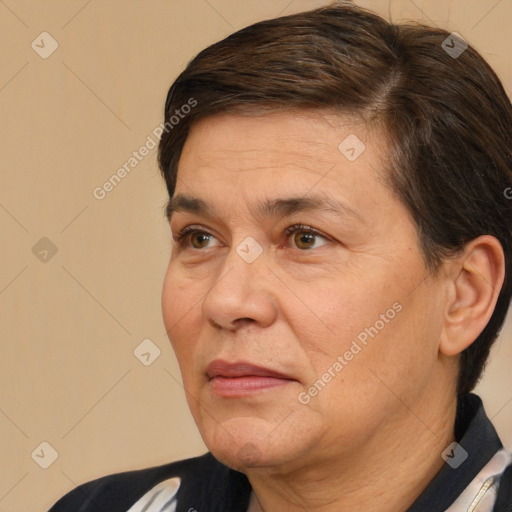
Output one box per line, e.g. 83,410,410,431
283,223,328,240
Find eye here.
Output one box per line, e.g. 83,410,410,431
173,224,330,251
284,224,330,250
173,226,221,250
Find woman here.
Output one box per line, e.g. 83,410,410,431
51,1,512,510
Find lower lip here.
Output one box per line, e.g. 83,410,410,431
209,376,293,397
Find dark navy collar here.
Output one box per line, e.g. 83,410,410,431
407,393,503,511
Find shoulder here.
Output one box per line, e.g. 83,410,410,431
48,452,239,512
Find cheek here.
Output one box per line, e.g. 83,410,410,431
342,284,440,399
161,265,203,360
161,268,179,336
290,262,434,386
285,275,391,360
162,262,202,321
295,289,439,439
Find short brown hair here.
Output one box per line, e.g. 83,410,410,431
158,1,512,394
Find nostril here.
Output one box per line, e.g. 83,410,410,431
210,318,254,330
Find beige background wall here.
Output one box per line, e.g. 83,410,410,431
0,0,511,510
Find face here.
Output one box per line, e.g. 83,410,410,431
161,111,447,473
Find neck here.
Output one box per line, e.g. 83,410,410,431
246,389,457,512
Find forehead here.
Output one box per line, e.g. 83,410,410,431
180,110,370,169
172,111,390,222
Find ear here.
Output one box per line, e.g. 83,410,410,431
439,235,505,357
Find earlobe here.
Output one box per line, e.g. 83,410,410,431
439,235,505,357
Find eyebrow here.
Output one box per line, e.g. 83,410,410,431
165,192,364,224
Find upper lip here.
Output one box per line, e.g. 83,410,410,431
206,359,294,380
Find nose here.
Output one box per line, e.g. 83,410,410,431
202,240,277,332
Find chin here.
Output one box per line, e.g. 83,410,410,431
201,416,274,467
197,414,319,473
214,442,267,471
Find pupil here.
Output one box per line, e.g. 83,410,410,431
195,234,208,247
298,233,314,247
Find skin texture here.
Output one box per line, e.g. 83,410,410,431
161,111,504,512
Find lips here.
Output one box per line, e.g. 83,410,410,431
206,360,296,397
206,360,292,379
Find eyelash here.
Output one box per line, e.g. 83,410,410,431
174,224,328,250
